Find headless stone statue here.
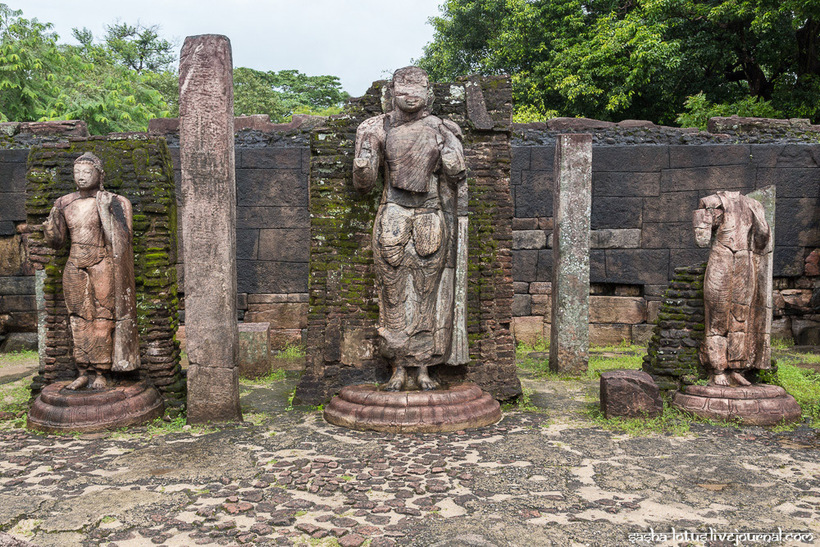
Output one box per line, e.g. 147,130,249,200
42,152,140,390
693,191,772,386
353,67,469,391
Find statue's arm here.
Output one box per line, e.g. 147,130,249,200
43,197,68,248
117,195,134,238
353,115,385,193
439,119,467,213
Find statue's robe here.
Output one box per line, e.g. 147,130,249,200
44,191,140,372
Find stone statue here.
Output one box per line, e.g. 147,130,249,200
42,152,140,390
353,66,469,391
693,191,772,386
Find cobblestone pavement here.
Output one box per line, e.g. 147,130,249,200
1,373,819,546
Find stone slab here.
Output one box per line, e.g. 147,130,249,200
238,322,271,379
600,369,662,419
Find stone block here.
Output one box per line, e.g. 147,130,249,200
632,324,655,345
511,147,531,174
775,198,820,248
238,322,271,379
805,249,820,276
236,169,307,207
512,218,538,230
237,206,310,229
590,228,641,249
669,248,709,271
244,302,308,330
0,149,28,163
605,249,669,285
778,289,812,313
647,300,661,323
643,191,700,223
0,193,25,223
614,285,641,296
529,146,554,170
591,197,642,229
590,296,646,324
792,319,820,345
239,148,303,169
237,293,248,311
0,295,35,313
531,294,551,316
340,327,376,366
512,316,548,346
774,144,820,168
513,281,530,294
590,250,606,283
756,168,819,198
771,317,792,342
517,170,552,218
590,324,632,346
512,294,532,316
0,332,38,352
529,282,552,295
538,217,554,230
0,221,14,236
236,229,259,260
773,247,805,277
237,260,309,294
660,166,756,193
513,230,547,250
536,249,553,282
668,144,750,168
592,146,668,172
258,228,310,262
512,250,538,282
592,172,660,197
600,370,663,419
641,222,692,249
0,161,27,193
0,276,34,295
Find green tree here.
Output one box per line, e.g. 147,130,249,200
419,0,820,124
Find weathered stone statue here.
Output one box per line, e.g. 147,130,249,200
42,152,140,390
693,191,771,385
353,66,469,391
671,189,801,425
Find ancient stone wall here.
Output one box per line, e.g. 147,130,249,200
294,76,522,405
3,117,820,351
24,137,184,411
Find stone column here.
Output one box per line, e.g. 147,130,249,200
179,34,242,423
549,134,592,373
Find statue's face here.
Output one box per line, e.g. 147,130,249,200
74,162,101,191
393,79,428,114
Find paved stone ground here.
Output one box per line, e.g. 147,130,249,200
1,362,819,546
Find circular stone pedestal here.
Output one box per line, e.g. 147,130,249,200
28,380,164,433
324,383,501,433
671,383,801,426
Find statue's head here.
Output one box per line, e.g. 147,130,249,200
391,66,433,114
73,152,104,191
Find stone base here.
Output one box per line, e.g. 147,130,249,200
27,380,164,433
324,383,502,433
671,383,802,426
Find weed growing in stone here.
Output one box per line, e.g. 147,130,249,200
277,344,306,359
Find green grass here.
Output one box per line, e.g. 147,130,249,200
276,344,306,360
585,402,733,436
0,377,31,414
0,350,38,368
239,368,287,386
518,343,645,380
502,386,541,412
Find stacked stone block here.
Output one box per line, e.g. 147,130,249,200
25,138,184,410
642,264,706,391
295,76,522,405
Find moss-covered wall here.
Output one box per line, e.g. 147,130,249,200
25,137,184,412
294,76,522,405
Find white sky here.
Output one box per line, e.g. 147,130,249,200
11,0,445,97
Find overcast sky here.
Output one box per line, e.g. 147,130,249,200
12,0,445,97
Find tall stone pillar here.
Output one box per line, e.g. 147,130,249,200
549,134,592,373
179,34,242,423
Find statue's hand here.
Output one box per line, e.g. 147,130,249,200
354,158,369,170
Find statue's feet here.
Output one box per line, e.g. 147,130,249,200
65,374,89,391
709,373,731,386
89,374,108,390
383,366,407,391
729,371,751,386
416,366,439,391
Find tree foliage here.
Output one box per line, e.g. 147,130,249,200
419,0,820,124
0,5,348,132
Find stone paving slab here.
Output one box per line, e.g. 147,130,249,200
1,401,819,546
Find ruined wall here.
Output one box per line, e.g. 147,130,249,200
3,117,820,353
511,118,820,347
24,137,184,411
294,76,522,405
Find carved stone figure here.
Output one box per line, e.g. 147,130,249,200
693,191,771,385
42,152,140,390
353,66,469,391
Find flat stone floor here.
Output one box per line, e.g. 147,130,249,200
1,362,819,546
